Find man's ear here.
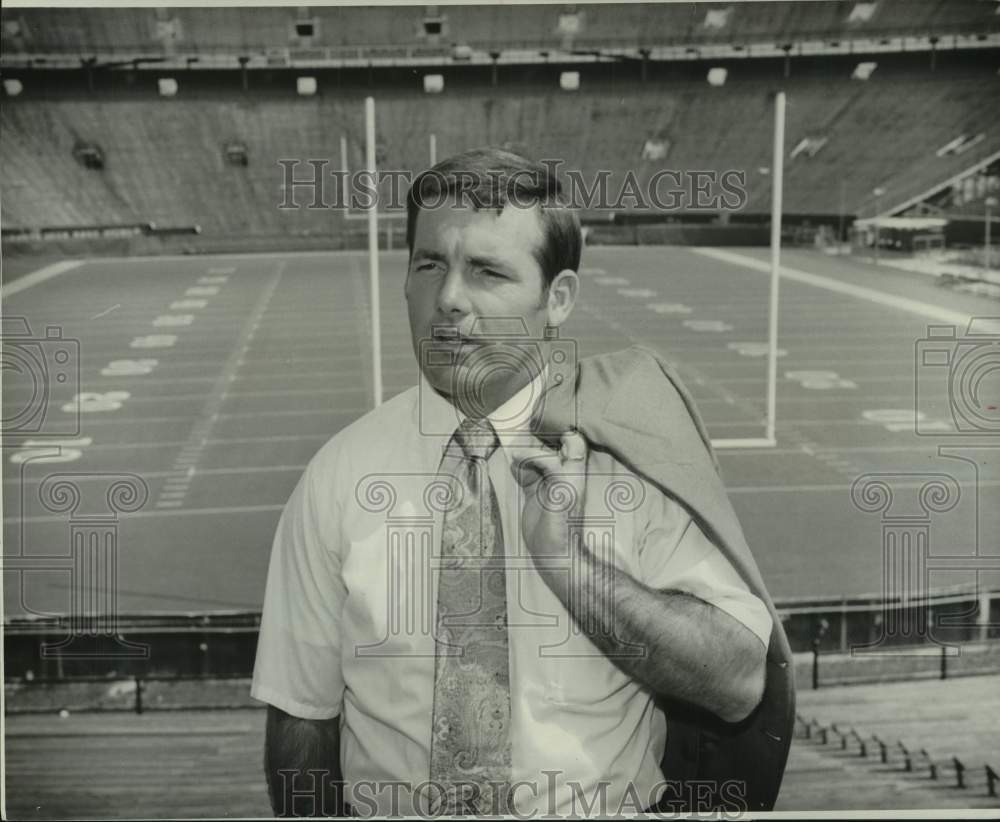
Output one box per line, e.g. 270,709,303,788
545,269,579,325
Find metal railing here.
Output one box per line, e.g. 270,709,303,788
795,713,998,798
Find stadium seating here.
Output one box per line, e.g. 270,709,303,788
4,55,997,237
2,1,996,56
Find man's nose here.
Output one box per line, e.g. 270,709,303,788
435,266,471,316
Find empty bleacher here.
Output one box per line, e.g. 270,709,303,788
780,673,1000,809
2,54,996,238
5,674,998,816
2,1,996,56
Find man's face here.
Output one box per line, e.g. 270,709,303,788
405,199,576,416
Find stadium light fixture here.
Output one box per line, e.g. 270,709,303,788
852,61,877,80
158,77,178,97
297,76,317,96
707,67,728,87
560,71,580,91
703,7,732,30
423,74,444,94
3,78,23,97
847,2,878,24
641,139,669,161
557,12,582,35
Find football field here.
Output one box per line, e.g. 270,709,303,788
4,245,998,618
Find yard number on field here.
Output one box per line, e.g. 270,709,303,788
786,370,856,389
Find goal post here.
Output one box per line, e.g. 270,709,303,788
710,90,784,450
359,94,786,441
365,97,383,407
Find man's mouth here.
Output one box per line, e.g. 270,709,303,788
430,326,484,345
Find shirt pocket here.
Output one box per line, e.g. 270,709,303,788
341,496,439,660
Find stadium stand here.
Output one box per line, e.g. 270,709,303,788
2,53,997,241
2,1,997,55
782,674,1000,809
5,676,999,816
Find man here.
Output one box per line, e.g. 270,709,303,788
252,148,772,817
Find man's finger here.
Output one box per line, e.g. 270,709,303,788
559,430,588,462
509,451,562,486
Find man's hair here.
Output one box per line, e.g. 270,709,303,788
405,147,582,289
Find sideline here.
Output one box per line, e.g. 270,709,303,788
691,247,973,327
2,260,83,298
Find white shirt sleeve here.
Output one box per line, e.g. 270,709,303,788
251,450,347,719
637,489,773,648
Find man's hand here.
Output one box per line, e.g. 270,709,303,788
508,432,767,723
508,430,589,564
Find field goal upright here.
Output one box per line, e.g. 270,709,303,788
353,98,441,408
340,125,438,252
358,94,787,441
710,90,785,451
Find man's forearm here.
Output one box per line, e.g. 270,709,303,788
264,705,345,817
538,544,767,723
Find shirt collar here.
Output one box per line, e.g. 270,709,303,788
416,366,549,455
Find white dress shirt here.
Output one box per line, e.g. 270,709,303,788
252,369,771,817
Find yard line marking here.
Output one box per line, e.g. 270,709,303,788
8,464,309,487
87,249,377,264
43,407,369,426
2,260,83,297
691,247,973,326
2,433,330,457
154,263,285,508
727,479,1000,494
9,503,286,524
153,314,195,327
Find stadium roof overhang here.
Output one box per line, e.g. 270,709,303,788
4,31,1000,72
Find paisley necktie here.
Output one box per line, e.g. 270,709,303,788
429,417,513,816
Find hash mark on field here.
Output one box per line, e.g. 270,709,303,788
154,263,285,509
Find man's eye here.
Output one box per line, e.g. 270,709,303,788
415,262,438,272
482,269,506,279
